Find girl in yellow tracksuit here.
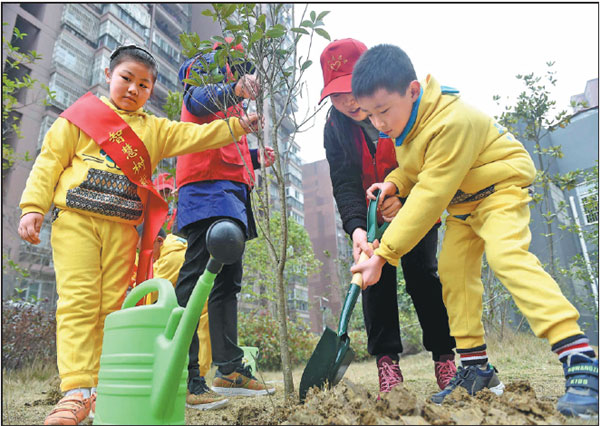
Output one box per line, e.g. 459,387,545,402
350,44,597,417
17,45,258,425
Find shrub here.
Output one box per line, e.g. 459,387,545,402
2,299,56,370
238,310,318,371
348,329,372,362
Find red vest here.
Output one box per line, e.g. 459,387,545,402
356,129,397,195
175,61,255,189
357,128,441,225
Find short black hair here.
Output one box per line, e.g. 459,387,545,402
351,44,417,99
109,45,158,83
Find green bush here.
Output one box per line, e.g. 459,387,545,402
348,329,372,362
238,310,318,371
2,300,56,370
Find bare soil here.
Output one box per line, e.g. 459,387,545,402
2,333,597,425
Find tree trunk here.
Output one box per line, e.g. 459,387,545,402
271,98,294,398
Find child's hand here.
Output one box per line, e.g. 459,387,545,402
239,113,263,134
259,146,275,167
351,254,386,289
351,227,373,264
366,181,397,201
18,212,44,245
380,196,403,222
235,74,260,100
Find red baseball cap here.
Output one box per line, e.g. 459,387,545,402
319,38,368,104
153,172,174,191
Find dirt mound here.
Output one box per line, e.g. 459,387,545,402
281,378,567,425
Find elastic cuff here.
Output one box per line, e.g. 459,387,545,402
373,246,399,267
546,319,583,347
454,336,486,351
60,372,95,393
230,117,248,139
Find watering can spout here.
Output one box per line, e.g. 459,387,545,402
151,219,246,420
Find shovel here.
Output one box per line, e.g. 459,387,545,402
299,190,389,401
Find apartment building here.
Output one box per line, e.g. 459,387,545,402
302,159,352,333
1,3,219,304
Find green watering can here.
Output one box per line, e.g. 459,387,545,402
94,219,245,425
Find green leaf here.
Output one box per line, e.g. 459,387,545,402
310,10,316,21
201,9,214,17
315,28,330,41
257,14,266,29
182,78,199,86
317,10,330,21
266,27,285,38
290,27,309,35
300,20,313,28
250,30,263,45
300,60,312,71
221,4,238,19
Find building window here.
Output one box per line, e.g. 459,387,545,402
11,16,40,52
62,4,99,43
52,32,94,84
576,183,598,225
37,116,56,151
20,3,45,20
4,63,31,104
48,72,86,110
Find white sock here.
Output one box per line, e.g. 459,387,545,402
65,387,91,398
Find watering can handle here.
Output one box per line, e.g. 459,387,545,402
122,278,177,310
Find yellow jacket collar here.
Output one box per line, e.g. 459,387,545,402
100,96,147,117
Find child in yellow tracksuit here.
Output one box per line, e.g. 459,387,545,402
17,45,259,426
349,44,598,418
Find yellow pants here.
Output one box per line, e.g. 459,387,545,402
197,303,212,377
51,210,137,392
439,186,582,350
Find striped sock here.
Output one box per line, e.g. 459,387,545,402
457,344,488,367
552,334,596,363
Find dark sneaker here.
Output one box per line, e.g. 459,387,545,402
431,363,505,404
434,357,457,390
211,365,275,396
556,354,598,418
186,376,228,410
378,355,403,393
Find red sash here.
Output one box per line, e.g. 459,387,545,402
60,92,168,286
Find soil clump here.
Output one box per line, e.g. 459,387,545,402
276,378,567,425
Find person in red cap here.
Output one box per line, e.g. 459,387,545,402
174,37,276,408
319,38,457,395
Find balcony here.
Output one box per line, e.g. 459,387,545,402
154,6,184,44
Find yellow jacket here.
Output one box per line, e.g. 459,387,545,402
153,233,187,286
376,75,536,266
19,96,247,225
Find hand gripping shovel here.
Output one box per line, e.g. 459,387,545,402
299,190,389,401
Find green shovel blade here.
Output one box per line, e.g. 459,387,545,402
299,326,339,402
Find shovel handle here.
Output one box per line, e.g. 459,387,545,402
350,250,370,289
